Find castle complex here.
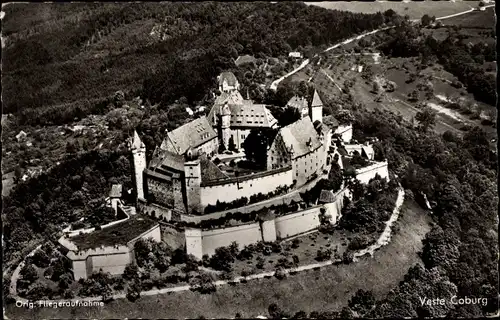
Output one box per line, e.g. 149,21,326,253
130,71,347,218
59,71,389,278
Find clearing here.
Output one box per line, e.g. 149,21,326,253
307,1,478,20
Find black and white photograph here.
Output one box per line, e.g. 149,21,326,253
1,1,498,318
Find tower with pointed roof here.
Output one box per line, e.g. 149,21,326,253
129,130,146,201
309,89,323,123
219,102,232,150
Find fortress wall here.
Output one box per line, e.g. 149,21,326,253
275,206,323,239
323,187,351,225
185,229,203,260
184,185,352,258
147,178,175,208
334,124,353,143
199,167,293,206
355,160,389,184
180,191,302,223
90,251,132,276
143,203,172,221
68,225,161,279
200,223,262,257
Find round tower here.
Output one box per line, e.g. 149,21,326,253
129,130,146,201
219,102,232,150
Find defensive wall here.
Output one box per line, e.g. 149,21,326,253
199,166,294,206
60,225,161,280
185,186,351,259
355,160,389,184
179,166,327,224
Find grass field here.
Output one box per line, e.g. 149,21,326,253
440,6,495,27
307,1,478,20
6,199,431,319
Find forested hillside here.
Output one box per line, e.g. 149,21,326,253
2,2,394,126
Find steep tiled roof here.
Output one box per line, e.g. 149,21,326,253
109,184,122,198
235,55,256,66
213,90,244,106
208,101,277,129
218,71,239,87
150,147,185,172
323,115,340,129
162,117,217,155
279,117,322,158
319,190,335,203
200,155,228,182
286,95,308,113
130,130,145,149
311,90,323,107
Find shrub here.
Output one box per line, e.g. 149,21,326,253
31,250,51,268
190,273,216,294
274,267,287,280
20,264,38,283
126,280,141,302
343,250,354,264
315,248,332,262
348,235,371,251
291,238,301,249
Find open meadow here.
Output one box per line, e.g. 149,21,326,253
307,1,479,20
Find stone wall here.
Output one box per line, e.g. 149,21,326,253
334,124,353,143
355,160,389,184
274,206,323,239
67,225,161,280
143,203,172,221
185,187,352,259
199,167,293,206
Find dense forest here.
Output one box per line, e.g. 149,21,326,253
2,150,133,267
3,2,396,126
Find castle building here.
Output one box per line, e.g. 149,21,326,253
131,71,333,216
207,79,278,150
58,216,160,280
217,71,240,93
267,116,331,186
285,89,323,123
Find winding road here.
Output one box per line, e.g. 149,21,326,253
269,4,494,91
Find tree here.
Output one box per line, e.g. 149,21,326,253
123,264,139,281
408,89,419,102
20,264,38,283
126,280,141,302
385,81,397,92
415,106,437,132
189,273,216,294
349,289,376,315
421,14,432,27
228,136,237,151
242,128,276,168
31,250,51,268
268,303,289,319
58,273,73,290
371,81,380,94
209,246,235,272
